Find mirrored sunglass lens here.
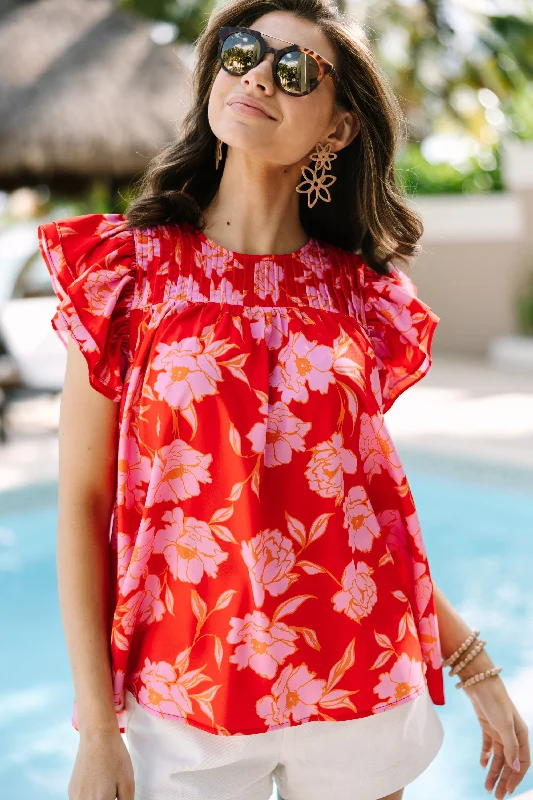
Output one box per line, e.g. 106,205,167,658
220,32,260,73
278,51,320,94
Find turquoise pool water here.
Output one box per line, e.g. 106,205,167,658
1,455,532,800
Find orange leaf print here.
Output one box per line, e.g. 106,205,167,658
209,506,234,524
325,638,356,692
375,631,393,649
180,666,211,690
165,585,175,616
191,589,207,624
228,422,242,456
320,688,359,711
285,512,307,548
293,626,321,651
227,480,245,502
298,560,328,575
174,646,191,676
379,550,393,566
213,636,224,669
209,524,238,544
213,589,238,611
308,512,334,545
392,590,408,602
251,461,261,498
370,649,395,669
272,594,315,623
113,628,129,651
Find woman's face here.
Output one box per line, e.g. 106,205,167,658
208,11,352,166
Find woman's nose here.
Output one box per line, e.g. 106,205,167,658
241,53,276,93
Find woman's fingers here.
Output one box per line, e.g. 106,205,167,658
481,729,493,768
485,742,506,794
504,721,531,796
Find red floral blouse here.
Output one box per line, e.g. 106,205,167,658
38,212,445,736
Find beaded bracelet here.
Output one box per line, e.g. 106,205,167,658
442,629,480,668
442,629,503,690
455,666,503,690
449,639,488,676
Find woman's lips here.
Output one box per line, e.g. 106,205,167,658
228,102,272,119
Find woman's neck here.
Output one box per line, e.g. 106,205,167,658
203,148,310,255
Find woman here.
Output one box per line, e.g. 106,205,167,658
38,1,530,799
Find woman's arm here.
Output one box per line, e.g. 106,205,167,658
432,579,497,682
57,337,121,736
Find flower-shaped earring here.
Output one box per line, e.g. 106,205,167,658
295,142,337,208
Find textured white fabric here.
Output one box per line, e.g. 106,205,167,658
124,686,444,800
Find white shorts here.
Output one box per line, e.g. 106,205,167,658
124,686,444,800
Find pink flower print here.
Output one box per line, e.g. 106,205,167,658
305,281,331,310
120,517,157,596
56,304,98,353
139,658,194,717
117,435,151,508
247,420,267,454
406,512,427,559
243,307,290,349
196,241,238,279
116,531,133,593
151,337,223,410
305,432,357,503
210,277,244,304
270,331,335,404
247,402,311,466
153,507,229,584
120,574,165,635
373,295,419,345
145,440,212,507
300,246,330,280
145,298,190,329
373,652,426,706
419,613,443,669
332,560,378,622
255,258,284,303
359,412,403,483
342,486,381,552
241,529,298,608
134,225,161,269
256,664,326,728
369,364,383,408
82,264,132,316
172,274,208,303
227,610,298,679
413,562,433,617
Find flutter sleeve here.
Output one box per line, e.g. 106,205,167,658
37,213,136,402
357,260,440,414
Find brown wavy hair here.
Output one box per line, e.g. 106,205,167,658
124,0,423,274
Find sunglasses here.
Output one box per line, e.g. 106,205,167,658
217,25,341,98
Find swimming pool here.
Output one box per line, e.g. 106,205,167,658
1,452,532,800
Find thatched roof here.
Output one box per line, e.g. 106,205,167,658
0,0,193,180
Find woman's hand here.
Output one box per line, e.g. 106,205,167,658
68,728,135,800
463,676,530,799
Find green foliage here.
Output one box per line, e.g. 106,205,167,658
120,0,215,41
517,270,533,336
396,142,503,196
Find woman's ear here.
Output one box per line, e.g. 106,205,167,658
329,109,361,153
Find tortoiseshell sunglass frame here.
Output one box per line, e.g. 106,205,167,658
217,25,342,98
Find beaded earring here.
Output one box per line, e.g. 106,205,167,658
295,142,338,208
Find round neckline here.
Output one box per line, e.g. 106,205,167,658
192,225,316,260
